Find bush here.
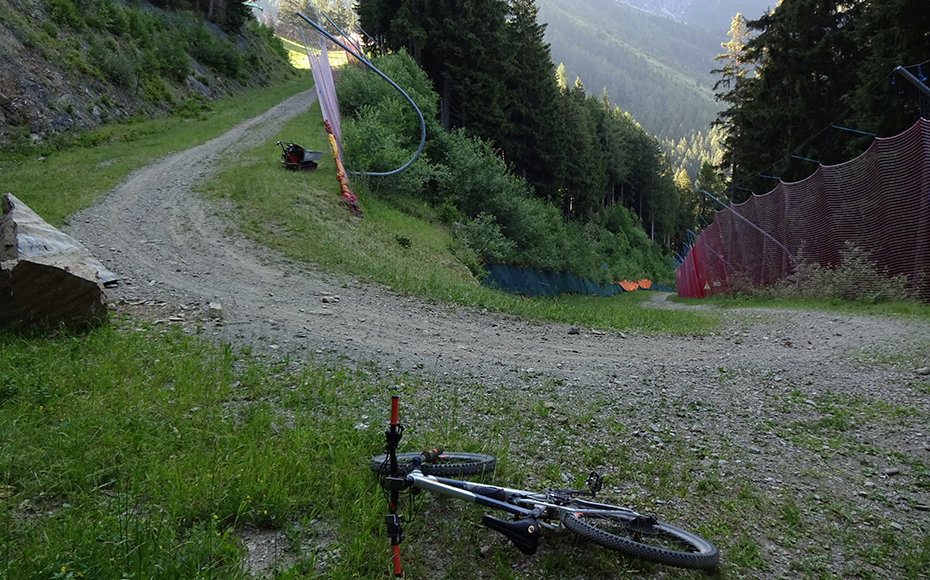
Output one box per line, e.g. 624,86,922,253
46,0,84,30
776,242,912,303
248,20,288,63
188,26,241,77
86,0,129,35
87,37,136,87
152,36,191,82
337,50,438,136
456,213,515,263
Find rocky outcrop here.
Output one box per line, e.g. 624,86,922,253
0,193,118,328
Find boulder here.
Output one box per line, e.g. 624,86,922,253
0,193,119,328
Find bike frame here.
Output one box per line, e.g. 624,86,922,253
379,395,719,573
403,470,644,522
402,471,533,517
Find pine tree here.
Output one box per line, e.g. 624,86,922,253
711,13,752,197
557,79,607,219
714,1,864,200
355,0,512,142
849,0,930,145
498,0,564,203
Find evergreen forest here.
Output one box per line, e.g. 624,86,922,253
713,0,930,202
350,0,715,280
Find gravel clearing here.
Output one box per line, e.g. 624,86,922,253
63,88,930,578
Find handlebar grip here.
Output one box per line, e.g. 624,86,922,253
390,395,399,426
420,447,444,463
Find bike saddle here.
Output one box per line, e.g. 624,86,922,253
482,515,540,555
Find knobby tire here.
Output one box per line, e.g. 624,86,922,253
561,504,719,569
369,452,496,477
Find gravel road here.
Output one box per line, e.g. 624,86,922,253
63,87,930,578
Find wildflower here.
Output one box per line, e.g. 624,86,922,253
213,514,218,519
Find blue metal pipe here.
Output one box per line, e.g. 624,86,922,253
297,12,426,177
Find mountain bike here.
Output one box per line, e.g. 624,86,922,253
371,396,719,575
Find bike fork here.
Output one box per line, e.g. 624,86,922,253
385,395,404,577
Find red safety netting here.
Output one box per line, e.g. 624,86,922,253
677,118,930,301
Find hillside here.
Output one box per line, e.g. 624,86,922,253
0,0,294,149
536,0,721,140
618,0,776,33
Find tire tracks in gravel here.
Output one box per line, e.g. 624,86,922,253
63,87,929,399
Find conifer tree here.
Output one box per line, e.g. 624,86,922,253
355,0,512,142
499,0,565,203
849,0,930,145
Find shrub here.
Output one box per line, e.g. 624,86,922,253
86,0,129,35
46,0,85,30
172,94,213,119
87,37,136,87
776,242,912,303
248,20,288,63
337,50,438,134
40,20,59,39
188,26,241,77
456,213,515,264
151,36,191,82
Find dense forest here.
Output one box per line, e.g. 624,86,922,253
351,0,711,273
713,0,930,202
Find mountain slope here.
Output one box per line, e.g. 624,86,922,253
618,0,777,33
536,0,721,139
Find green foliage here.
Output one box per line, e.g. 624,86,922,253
187,25,243,77
87,36,136,87
336,49,676,286
714,0,930,198
456,213,515,263
249,20,289,63
86,0,130,35
775,243,913,304
45,0,85,30
172,94,214,119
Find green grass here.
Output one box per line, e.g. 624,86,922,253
673,293,930,322
3,320,930,579
0,72,313,227
0,321,389,579
3,76,930,580
198,104,720,335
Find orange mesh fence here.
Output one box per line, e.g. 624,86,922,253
677,118,930,301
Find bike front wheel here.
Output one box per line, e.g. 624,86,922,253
561,501,719,569
369,451,496,477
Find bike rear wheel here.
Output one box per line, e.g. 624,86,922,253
561,502,718,569
369,452,496,477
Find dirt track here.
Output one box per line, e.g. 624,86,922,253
62,88,930,578
61,87,928,391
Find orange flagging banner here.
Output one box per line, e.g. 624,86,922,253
676,118,930,301
324,120,362,216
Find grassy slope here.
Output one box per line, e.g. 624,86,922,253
2,69,929,580
198,100,718,334
0,73,315,226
